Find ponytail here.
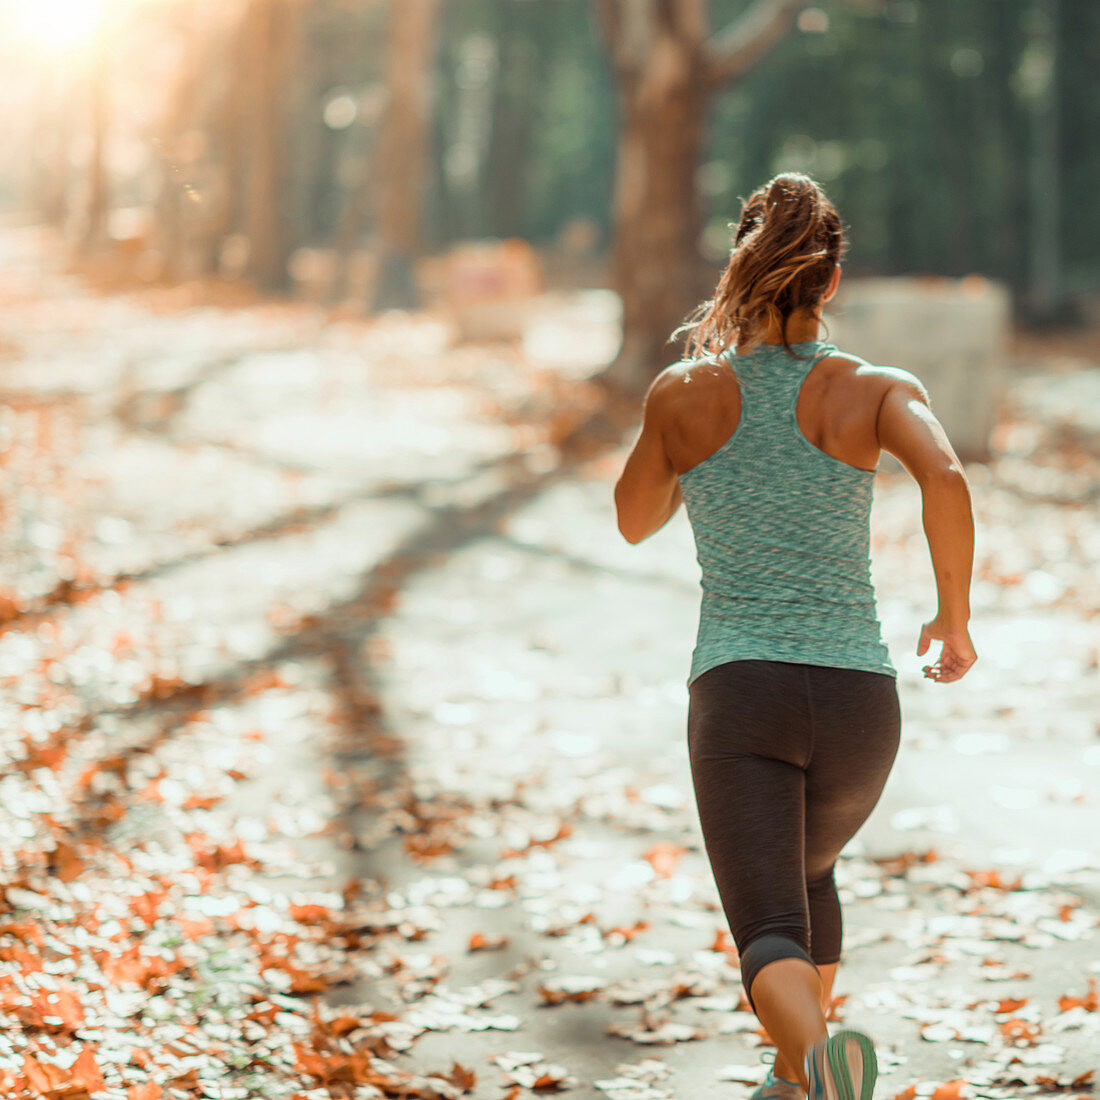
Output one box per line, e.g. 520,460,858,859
673,172,846,361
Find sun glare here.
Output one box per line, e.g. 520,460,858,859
5,0,107,53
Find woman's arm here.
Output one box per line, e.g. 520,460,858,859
614,371,682,544
875,372,977,682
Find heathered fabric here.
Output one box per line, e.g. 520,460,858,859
678,339,896,686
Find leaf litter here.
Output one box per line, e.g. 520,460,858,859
0,229,1097,1098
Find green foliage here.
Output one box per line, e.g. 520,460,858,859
421,0,1097,294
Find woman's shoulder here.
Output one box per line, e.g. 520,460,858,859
818,349,930,397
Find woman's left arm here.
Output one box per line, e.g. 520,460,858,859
613,372,682,544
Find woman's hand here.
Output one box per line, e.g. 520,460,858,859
917,615,977,682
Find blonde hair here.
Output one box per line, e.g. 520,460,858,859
673,172,847,361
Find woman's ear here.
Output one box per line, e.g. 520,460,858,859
822,263,842,304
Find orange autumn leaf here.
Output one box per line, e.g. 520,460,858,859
891,1087,918,1100
602,920,648,942
642,841,689,877
931,1080,968,1100
994,996,1028,1013
537,984,600,1006
0,920,45,947
402,832,455,861
292,1045,379,1085
128,891,166,925
181,791,223,810
99,945,182,990
963,868,1022,890
446,1062,477,1090
322,1015,361,1037
1058,977,1098,1012
30,982,85,1030
261,954,329,995
176,915,216,940
292,1044,328,1077
999,1017,1040,1044
18,742,68,772
288,904,333,924
289,971,329,995
138,778,164,802
530,822,572,849
468,931,507,951
710,929,739,960
532,1071,568,1091
70,1049,106,1092
128,1084,162,1100
185,833,258,871
0,944,45,971
21,1054,70,1094
51,840,85,882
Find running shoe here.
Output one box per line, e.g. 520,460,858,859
803,1029,878,1100
750,1049,804,1099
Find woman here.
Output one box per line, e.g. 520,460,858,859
613,173,977,1100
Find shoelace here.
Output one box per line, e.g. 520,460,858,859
761,1050,802,1089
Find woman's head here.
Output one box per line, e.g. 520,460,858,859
674,172,847,360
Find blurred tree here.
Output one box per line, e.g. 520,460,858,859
329,0,439,309
33,72,72,230
591,0,810,389
239,0,303,292
80,21,110,254
427,2,614,252
1023,0,1062,322
368,0,442,311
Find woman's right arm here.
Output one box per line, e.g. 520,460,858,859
875,372,977,683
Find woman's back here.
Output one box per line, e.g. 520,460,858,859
672,339,897,687
662,342,889,478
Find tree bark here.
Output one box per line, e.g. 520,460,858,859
241,0,302,293
367,0,442,313
592,0,809,390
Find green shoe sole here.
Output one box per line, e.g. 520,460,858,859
805,1028,878,1100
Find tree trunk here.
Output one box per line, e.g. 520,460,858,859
367,0,441,313
485,13,540,240
592,0,809,391
80,27,110,255
1026,0,1062,323
606,69,709,388
34,71,70,228
241,0,301,293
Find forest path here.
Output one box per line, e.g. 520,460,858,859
0,225,1097,1098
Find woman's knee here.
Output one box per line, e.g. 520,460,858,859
806,862,837,891
738,932,817,1015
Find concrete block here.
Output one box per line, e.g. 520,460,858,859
823,276,1011,462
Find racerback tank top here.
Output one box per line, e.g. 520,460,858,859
678,339,896,687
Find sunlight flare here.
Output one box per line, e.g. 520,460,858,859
5,0,108,54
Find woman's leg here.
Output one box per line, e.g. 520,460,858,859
802,667,901,958
686,661,826,1085
767,668,901,1086
769,960,838,1084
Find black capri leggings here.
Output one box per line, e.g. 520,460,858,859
686,659,901,1015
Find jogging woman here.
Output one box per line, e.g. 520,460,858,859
613,172,977,1099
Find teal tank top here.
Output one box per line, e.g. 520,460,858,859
678,339,896,687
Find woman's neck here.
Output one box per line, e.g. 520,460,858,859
740,309,823,351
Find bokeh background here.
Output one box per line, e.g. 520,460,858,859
0,3,1097,1099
